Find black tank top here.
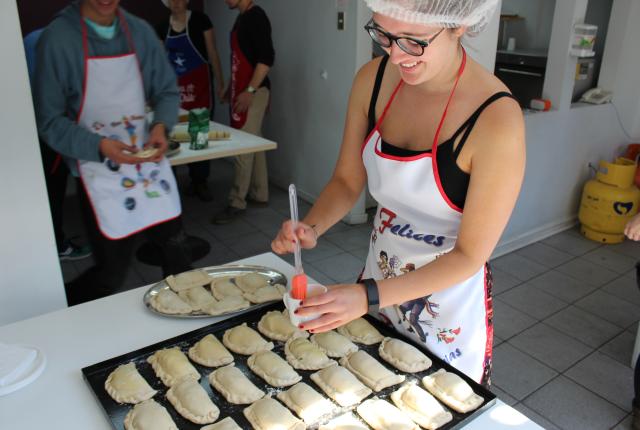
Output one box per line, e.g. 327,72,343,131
367,56,515,209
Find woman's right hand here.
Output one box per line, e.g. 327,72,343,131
271,220,318,254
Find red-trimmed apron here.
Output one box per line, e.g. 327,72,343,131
165,11,212,111
229,26,253,129
76,12,181,240
361,51,494,383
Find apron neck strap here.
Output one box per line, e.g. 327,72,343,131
432,47,467,152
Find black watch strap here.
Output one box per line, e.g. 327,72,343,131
360,278,379,307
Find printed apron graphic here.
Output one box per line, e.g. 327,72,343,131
360,50,494,383
165,14,212,111
76,13,181,240
229,28,253,129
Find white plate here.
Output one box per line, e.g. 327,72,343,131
0,345,46,397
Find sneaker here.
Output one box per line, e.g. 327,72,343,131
185,182,213,202
59,241,92,261
212,206,245,225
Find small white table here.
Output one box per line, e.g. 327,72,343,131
168,121,277,166
0,253,542,429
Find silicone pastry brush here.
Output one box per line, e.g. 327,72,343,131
289,184,308,300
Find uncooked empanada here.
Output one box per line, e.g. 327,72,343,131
243,397,305,430
202,295,251,316
105,362,156,404
208,364,265,404
147,347,199,387
258,310,308,341
285,337,335,370
150,289,192,315
247,350,301,387
243,283,286,303
235,272,269,293
166,376,220,424
222,323,274,355
318,413,369,430
339,351,405,392
310,365,372,407
337,318,384,345
211,278,244,300
177,286,216,311
165,269,211,292
188,334,234,367
201,417,242,430
277,382,336,423
390,384,452,430
379,337,432,373
124,399,178,430
311,331,358,358
356,398,419,430
422,369,484,413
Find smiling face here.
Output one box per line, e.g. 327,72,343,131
81,0,120,25
372,13,463,87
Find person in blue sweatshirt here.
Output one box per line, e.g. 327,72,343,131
34,0,191,305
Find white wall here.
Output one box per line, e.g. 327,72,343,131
599,0,640,139
464,0,502,71
0,0,66,325
494,104,630,256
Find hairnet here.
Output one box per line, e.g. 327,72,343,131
364,0,500,36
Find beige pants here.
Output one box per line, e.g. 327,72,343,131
228,87,270,210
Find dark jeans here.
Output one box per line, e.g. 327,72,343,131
634,353,639,408
40,141,68,252
188,161,210,184
65,179,192,306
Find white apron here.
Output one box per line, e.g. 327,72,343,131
77,13,181,240
361,51,494,383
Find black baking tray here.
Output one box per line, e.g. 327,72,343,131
83,301,496,429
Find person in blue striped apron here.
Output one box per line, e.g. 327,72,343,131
272,0,525,386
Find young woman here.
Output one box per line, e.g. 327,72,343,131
271,0,525,385
157,0,225,201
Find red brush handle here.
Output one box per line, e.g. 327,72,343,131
291,274,307,300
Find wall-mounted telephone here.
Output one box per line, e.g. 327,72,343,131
580,88,613,104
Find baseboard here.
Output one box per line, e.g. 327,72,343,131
492,216,578,259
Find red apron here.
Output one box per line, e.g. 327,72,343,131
230,28,253,129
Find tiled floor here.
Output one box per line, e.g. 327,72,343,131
60,159,639,430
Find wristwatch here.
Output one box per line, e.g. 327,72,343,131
246,85,257,94
359,278,379,307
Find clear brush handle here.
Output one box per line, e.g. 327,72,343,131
288,184,303,275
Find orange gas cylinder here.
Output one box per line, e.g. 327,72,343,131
578,157,640,243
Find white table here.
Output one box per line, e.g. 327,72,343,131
0,253,542,429
168,121,277,166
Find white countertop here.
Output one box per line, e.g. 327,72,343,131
168,121,277,166
0,253,542,429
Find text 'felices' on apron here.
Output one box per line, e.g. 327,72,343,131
361,50,494,384
229,9,254,129
77,11,181,240
165,11,212,111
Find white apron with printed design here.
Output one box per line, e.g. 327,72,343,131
77,13,181,240
360,52,493,383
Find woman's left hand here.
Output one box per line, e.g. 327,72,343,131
296,283,368,333
145,123,168,162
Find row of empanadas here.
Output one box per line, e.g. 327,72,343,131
150,288,251,316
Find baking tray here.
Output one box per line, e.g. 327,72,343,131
143,265,287,318
83,301,496,430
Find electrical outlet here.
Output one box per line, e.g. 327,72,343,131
337,11,345,30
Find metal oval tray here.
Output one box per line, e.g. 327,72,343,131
143,265,287,318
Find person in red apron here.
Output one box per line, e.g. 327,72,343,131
158,0,225,201
271,0,525,385
34,0,191,305
213,0,275,224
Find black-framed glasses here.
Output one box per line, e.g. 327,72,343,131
364,19,445,57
